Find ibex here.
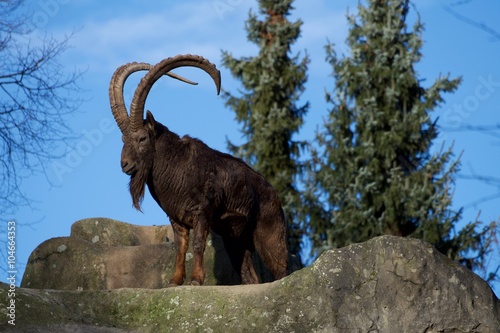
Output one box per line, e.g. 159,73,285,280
109,54,289,286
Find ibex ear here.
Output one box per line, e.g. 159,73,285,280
145,110,156,133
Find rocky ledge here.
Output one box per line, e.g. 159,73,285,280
2,233,499,332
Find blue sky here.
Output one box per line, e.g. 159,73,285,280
3,0,500,294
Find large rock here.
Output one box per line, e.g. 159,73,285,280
21,218,241,289
5,236,500,332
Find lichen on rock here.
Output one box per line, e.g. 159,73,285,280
7,234,500,332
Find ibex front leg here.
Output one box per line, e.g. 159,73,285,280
169,221,189,286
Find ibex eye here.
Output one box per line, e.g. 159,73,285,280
138,135,147,143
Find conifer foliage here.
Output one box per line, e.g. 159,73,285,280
222,0,308,255
306,0,498,276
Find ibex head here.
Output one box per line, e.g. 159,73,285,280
109,55,221,209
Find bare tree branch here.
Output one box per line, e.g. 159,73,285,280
454,159,500,210
458,174,500,188
443,4,500,42
449,0,475,6
441,123,500,141
0,0,83,217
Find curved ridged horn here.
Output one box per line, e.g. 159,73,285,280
109,63,198,133
109,62,152,133
128,54,221,133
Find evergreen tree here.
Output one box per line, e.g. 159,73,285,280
306,0,498,276
221,0,308,256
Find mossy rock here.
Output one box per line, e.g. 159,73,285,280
5,236,500,332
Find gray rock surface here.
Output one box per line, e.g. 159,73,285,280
5,235,500,332
21,218,241,289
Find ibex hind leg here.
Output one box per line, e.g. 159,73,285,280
241,249,259,284
222,236,258,284
190,213,210,286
